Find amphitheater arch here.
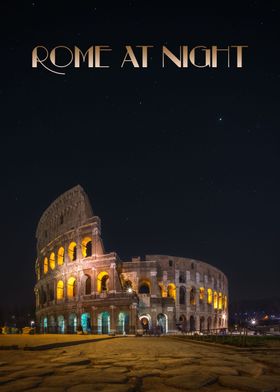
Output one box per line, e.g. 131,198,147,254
189,315,195,332
200,316,205,331
167,283,176,300
57,247,64,266
190,287,196,305
213,291,218,309
43,257,48,274
139,314,151,331
49,252,55,270
138,280,150,294
69,313,77,333
207,288,212,304
82,237,92,257
81,312,91,332
157,313,168,333
57,280,64,300
67,277,77,298
57,315,65,333
97,311,110,334
84,274,91,295
179,286,186,304
199,287,205,302
68,242,77,261
97,271,109,293
118,312,129,334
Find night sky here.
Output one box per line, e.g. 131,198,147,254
1,1,279,312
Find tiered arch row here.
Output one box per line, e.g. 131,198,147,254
35,186,229,334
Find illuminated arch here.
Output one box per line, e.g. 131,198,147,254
158,283,167,297
43,257,48,274
138,279,151,294
167,283,176,300
49,252,55,270
207,288,212,304
68,242,77,261
97,271,109,293
57,247,64,266
199,287,205,302
82,237,92,257
57,280,64,300
67,277,76,298
190,287,196,305
213,291,218,309
218,292,223,309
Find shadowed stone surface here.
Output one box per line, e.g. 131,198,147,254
0,336,279,392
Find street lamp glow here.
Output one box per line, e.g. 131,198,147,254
251,319,256,325
127,287,133,293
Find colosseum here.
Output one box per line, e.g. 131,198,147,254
34,185,228,334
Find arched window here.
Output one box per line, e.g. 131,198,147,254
67,277,76,298
167,283,176,300
57,247,64,266
82,237,92,258
57,280,64,300
213,291,218,309
139,282,150,294
179,286,186,305
68,242,77,261
97,272,109,293
207,288,212,304
179,274,186,283
190,287,196,305
49,252,55,270
43,257,48,274
199,287,205,302
218,292,223,309
85,275,91,295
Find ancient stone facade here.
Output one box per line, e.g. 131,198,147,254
35,185,228,334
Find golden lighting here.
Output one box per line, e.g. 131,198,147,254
68,242,77,261
213,291,218,309
207,288,212,304
159,283,167,298
218,292,223,309
43,257,48,274
57,247,64,266
49,252,55,270
67,277,76,298
57,280,64,300
97,271,109,293
190,287,196,305
199,287,205,301
167,283,176,300
81,237,92,257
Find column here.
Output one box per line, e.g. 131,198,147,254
110,305,116,334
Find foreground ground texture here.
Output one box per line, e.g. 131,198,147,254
0,335,279,392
